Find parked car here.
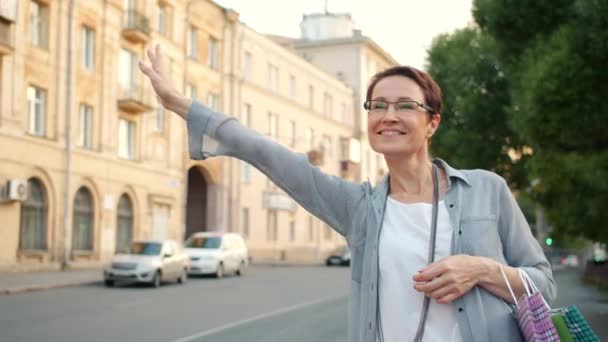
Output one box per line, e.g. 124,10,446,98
185,232,248,278
103,240,189,288
326,246,351,266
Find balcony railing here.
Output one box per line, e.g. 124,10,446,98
340,160,360,180
0,19,13,55
122,10,150,43
117,85,153,113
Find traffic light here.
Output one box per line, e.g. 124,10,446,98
545,237,553,246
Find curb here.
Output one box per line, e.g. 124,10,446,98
0,279,101,296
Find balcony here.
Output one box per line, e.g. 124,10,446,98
117,85,153,113
122,10,150,43
307,149,325,166
0,19,13,56
340,160,360,180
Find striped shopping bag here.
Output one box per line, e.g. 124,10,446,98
500,266,560,342
551,306,600,342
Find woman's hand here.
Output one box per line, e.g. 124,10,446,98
138,44,191,119
413,254,490,304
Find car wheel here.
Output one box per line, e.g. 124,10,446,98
326,260,332,267
236,261,245,276
178,268,187,284
215,263,224,279
104,279,114,287
151,271,161,288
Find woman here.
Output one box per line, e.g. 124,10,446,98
139,45,556,342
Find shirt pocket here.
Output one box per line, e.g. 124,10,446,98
459,216,503,259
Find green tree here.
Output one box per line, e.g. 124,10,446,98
472,0,608,242
427,28,528,188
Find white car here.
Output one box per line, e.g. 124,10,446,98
103,240,189,288
185,232,249,278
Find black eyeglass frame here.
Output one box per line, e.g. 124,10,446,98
363,99,435,114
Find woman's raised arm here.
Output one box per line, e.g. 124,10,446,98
139,45,366,239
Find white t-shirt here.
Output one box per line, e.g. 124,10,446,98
376,197,463,342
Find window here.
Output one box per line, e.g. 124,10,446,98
118,118,136,159
208,38,218,69
157,3,166,35
288,120,296,147
19,178,47,250
267,64,278,92
308,215,314,241
324,92,333,118
82,26,95,71
242,103,251,127
307,128,315,150
27,86,46,136
289,219,295,242
241,208,249,238
289,75,296,100
341,102,348,125
241,162,251,183
186,84,197,100
308,85,314,109
29,1,47,48
78,104,93,148
207,92,218,111
321,135,332,157
155,105,164,133
267,210,278,241
187,25,198,58
268,112,278,139
72,187,94,251
243,51,252,81
119,48,138,92
116,194,134,254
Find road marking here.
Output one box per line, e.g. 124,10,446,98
171,294,347,342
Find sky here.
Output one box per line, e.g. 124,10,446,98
214,0,474,70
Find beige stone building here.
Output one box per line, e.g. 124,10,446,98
221,22,357,262
274,12,399,184
0,0,234,270
0,1,397,270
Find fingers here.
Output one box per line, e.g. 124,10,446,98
414,262,446,282
414,274,447,293
436,292,460,304
138,60,157,79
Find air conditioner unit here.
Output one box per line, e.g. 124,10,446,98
4,179,28,201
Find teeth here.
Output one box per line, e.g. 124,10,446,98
379,130,404,136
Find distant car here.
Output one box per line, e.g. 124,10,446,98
185,232,249,278
326,246,351,266
561,254,580,267
103,240,189,288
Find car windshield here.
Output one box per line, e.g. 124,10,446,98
185,237,222,249
129,242,162,255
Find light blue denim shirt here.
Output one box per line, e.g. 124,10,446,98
186,101,556,342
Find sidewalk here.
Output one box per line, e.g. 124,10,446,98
0,268,101,295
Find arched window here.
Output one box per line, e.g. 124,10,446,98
19,178,47,250
116,194,133,253
72,187,94,251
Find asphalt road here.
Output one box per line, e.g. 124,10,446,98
0,265,350,342
1,266,606,342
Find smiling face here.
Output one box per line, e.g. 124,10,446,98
367,75,440,158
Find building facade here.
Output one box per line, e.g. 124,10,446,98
222,23,357,262
0,2,398,270
0,0,232,270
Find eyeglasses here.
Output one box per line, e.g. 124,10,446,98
363,100,435,114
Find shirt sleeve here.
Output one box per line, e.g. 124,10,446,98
186,100,365,239
497,178,557,304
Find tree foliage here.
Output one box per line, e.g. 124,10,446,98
427,0,608,242
427,28,529,188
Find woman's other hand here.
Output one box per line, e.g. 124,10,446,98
412,255,491,304
139,44,191,119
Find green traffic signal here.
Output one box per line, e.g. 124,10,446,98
545,237,553,246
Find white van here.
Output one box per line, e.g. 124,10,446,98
185,232,249,278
